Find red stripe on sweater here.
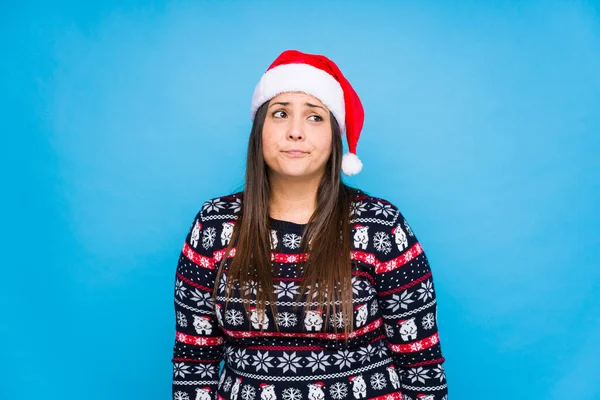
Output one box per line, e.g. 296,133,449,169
182,242,215,269
176,331,223,346
222,318,382,340
369,391,403,400
388,332,439,353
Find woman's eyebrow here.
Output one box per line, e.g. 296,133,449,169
269,101,326,112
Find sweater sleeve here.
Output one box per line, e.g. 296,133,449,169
172,208,224,400
372,206,448,399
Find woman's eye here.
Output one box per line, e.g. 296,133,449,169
273,110,287,118
308,115,323,122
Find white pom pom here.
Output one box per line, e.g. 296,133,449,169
341,152,363,176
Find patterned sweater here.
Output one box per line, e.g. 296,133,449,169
172,189,448,400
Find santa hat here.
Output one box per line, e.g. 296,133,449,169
260,383,271,389
199,315,211,320
416,395,428,399
202,387,211,392
348,376,356,381
251,49,365,176
355,304,364,311
353,224,364,230
314,382,325,387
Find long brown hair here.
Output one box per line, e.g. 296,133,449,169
214,100,358,339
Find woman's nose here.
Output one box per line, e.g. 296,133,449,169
287,117,304,140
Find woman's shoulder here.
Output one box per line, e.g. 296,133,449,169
348,187,405,228
196,190,243,225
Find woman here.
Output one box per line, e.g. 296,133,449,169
172,50,448,400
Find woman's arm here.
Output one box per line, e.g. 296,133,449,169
172,208,224,400
372,205,448,399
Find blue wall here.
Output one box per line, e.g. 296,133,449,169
2,1,599,399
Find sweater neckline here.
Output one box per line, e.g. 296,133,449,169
268,216,309,233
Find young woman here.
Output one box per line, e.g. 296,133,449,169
172,50,448,400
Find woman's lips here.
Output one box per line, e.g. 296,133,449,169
283,151,308,157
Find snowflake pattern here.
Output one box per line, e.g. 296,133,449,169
417,280,434,302
422,312,435,329
275,281,300,299
373,232,392,254
386,290,414,311
241,384,256,400
219,274,227,294
277,351,302,373
352,276,363,295
223,376,233,392
276,312,298,327
176,311,187,327
202,198,227,214
384,323,395,337
329,311,346,328
371,201,395,218
282,387,303,400
252,351,274,372
350,201,368,217
329,382,348,399
306,351,331,372
357,344,376,364
174,391,190,400
175,279,187,300
202,227,216,249
370,372,387,390
406,367,429,384
234,349,250,370
173,362,190,378
225,309,244,326
194,363,215,377
332,349,356,370
370,300,379,316
432,364,446,382
229,197,242,214
282,233,302,249
190,288,214,309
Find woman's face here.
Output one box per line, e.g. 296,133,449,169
262,91,333,181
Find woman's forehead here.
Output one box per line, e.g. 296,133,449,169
270,91,327,108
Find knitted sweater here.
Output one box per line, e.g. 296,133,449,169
172,189,448,400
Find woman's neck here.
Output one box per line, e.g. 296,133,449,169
269,176,320,224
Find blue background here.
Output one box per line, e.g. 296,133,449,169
2,1,599,399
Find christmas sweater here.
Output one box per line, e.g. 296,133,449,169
172,189,448,400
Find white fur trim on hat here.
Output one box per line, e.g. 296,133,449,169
342,152,363,176
251,63,346,132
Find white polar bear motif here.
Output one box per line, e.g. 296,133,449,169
355,303,368,328
387,365,400,389
230,377,242,400
307,382,326,400
416,395,435,400
192,315,212,335
398,318,418,341
221,221,235,246
249,307,269,329
349,375,367,399
191,220,201,248
260,383,277,400
304,309,324,331
353,225,369,250
194,387,211,400
392,224,408,251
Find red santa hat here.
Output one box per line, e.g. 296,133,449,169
348,376,356,381
260,383,271,389
314,382,325,387
251,49,365,176
416,395,428,399
397,319,406,325
353,224,364,230
202,387,211,392
355,304,365,311
199,315,211,320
